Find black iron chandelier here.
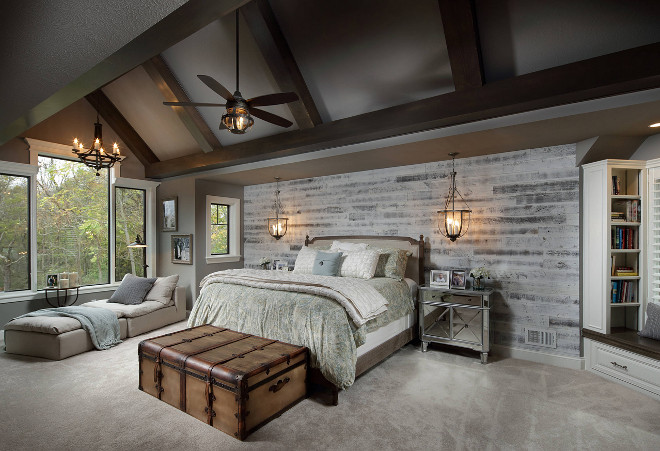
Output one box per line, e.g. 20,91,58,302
72,107,123,176
267,177,288,240
438,152,471,242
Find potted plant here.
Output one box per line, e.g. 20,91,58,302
259,257,271,270
469,266,491,291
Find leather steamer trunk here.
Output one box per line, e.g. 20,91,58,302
138,325,308,440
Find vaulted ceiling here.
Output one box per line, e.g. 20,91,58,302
1,0,659,184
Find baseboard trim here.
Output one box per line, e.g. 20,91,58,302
492,344,585,370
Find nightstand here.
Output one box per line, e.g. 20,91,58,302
418,285,493,363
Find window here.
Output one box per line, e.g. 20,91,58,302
210,203,229,255
206,195,241,263
115,187,146,280
0,173,30,292
37,156,109,287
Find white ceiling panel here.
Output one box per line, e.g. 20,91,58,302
162,13,298,147
102,66,201,161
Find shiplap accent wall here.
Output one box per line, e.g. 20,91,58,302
244,145,580,356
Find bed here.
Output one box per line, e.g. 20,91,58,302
187,235,425,404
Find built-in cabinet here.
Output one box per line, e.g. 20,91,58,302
582,160,646,334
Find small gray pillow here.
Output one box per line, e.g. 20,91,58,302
639,302,660,340
108,274,157,305
312,251,342,276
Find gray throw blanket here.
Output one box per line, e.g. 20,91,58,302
15,306,122,350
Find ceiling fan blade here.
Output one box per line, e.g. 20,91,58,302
247,92,299,107
163,101,226,107
249,107,293,128
197,75,234,101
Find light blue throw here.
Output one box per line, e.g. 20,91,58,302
15,306,122,350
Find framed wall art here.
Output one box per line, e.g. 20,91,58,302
171,234,193,264
162,196,178,232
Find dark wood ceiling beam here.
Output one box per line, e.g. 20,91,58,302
0,0,252,145
143,56,222,153
438,0,484,90
146,42,660,179
87,91,160,167
241,0,322,129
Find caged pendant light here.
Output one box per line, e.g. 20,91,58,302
267,177,288,240
438,152,471,242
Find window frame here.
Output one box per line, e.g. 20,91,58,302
114,186,147,279
0,138,160,304
210,202,230,256
206,195,241,264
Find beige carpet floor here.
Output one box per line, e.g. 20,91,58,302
1,321,659,450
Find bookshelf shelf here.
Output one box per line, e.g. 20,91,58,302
610,249,640,253
611,276,641,280
609,303,641,307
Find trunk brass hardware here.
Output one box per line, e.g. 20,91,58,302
269,377,291,393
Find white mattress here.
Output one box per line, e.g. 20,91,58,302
357,277,418,358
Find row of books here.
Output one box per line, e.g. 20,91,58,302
611,265,638,277
611,280,636,303
610,200,641,223
611,227,637,249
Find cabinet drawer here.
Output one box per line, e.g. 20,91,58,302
588,340,660,397
421,291,481,306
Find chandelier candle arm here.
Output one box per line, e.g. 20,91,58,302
72,111,124,176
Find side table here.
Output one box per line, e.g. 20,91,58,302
44,286,80,307
418,285,493,363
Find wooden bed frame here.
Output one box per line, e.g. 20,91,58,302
304,234,425,405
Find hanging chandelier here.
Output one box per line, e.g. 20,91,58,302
72,103,123,176
267,177,288,240
438,152,471,242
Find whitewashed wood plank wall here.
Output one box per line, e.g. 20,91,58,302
244,144,580,356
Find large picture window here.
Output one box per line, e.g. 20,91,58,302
115,187,146,280
36,156,109,287
0,173,30,292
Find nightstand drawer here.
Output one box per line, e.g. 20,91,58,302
421,291,481,306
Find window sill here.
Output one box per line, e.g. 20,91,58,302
0,283,120,304
206,255,242,264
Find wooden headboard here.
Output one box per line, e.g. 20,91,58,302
305,235,425,285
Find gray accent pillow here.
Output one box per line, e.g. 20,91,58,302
312,251,342,276
145,274,179,305
108,274,157,305
639,302,660,340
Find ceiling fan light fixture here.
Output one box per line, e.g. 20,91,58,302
222,103,254,134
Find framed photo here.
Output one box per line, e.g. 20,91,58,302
430,270,449,288
162,196,178,232
276,261,289,271
450,269,466,290
171,234,193,264
46,274,58,288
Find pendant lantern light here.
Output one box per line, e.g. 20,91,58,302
438,152,471,242
268,177,288,240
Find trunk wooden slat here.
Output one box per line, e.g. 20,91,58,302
138,325,308,440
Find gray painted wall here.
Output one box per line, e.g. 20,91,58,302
630,134,660,161
244,145,580,357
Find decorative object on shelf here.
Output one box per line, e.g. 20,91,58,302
72,95,124,176
438,152,471,242
276,261,289,271
259,257,271,269
162,196,178,232
469,266,491,291
171,234,193,264
430,270,450,288
450,269,466,289
46,274,58,288
268,177,288,240
128,235,149,275
162,10,298,134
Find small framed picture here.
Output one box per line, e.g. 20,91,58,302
46,274,58,288
162,196,178,232
273,260,288,271
171,234,193,264
450,269,466,290
430,270,449,288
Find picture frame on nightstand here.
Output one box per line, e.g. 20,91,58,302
430,270,450,288
450,269,466,289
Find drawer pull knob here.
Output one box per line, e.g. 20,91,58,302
610,361,628,371
269,377,290,393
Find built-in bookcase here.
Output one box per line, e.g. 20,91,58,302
582,160,645,334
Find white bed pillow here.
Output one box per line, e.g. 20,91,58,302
330,240,368,254
339,249,380,279
293,247,317,274
145,274,179,305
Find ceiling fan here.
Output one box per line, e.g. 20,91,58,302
163,9,299,135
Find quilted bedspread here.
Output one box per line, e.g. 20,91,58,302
188,269,413,389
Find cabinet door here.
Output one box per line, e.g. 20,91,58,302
452,307,483,345
421,303,450,339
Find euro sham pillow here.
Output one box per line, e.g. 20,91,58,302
108,274,157,305
330,240,368,254
312,251,342,276
639,302,660,341
371,247,412,281
339,249,380,279
145,274,179,305
293,246,317,274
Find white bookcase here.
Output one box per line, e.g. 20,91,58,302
582,160,646,334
